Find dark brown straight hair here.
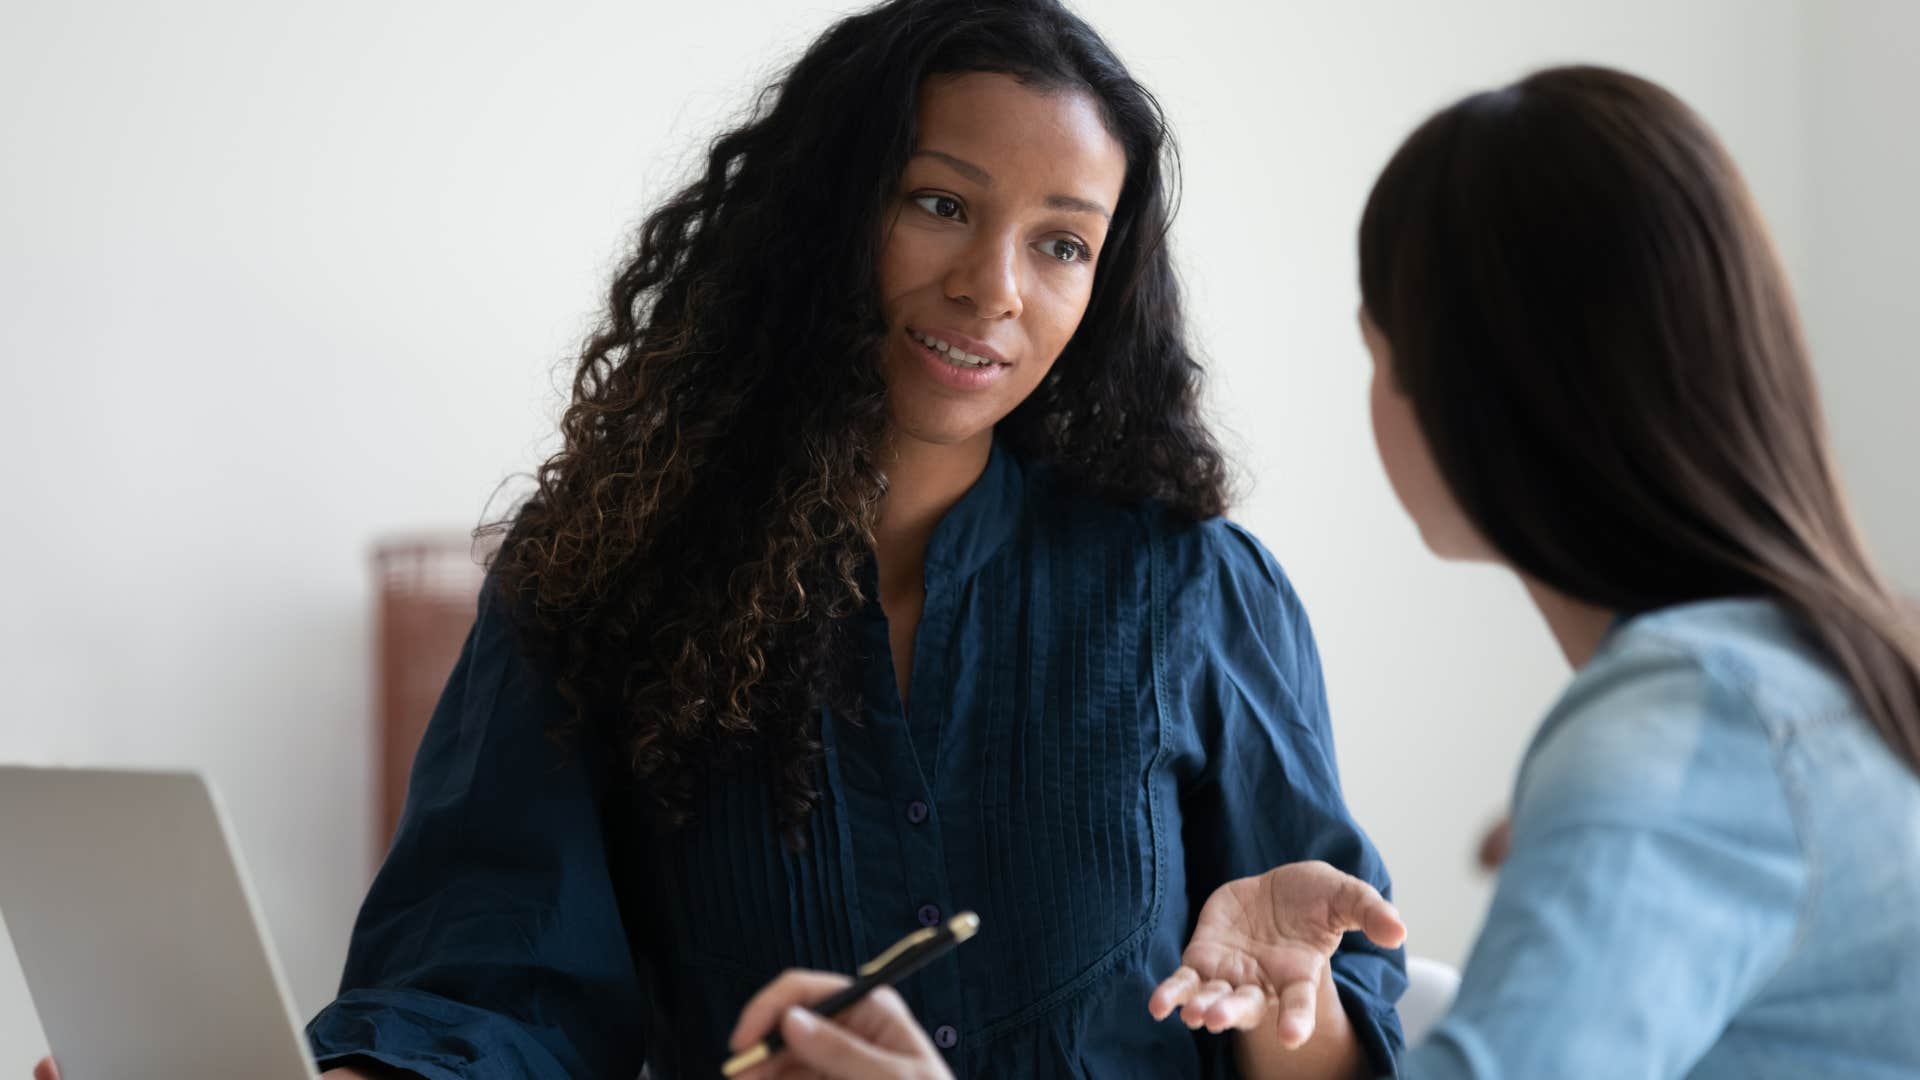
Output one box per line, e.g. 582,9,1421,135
1358,65,1920,774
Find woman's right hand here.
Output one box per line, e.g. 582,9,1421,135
1477,816,1513,872
728,969,954,1080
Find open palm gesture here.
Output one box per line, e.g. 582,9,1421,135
1148,861,1407,1047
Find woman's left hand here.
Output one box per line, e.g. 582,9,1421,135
1148,860,1407,1047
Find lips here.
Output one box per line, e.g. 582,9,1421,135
902,325,1013,390
908,326,1010,368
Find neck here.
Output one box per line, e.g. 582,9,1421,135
1520,575,1619,669
872,430,993,597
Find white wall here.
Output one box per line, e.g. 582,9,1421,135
0,0,1909,1069
1803,0,1920,593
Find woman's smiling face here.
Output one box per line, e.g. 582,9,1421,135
874,71,1128,453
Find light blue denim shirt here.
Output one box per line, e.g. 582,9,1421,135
1400,598,1920,1078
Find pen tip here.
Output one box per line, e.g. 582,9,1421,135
950,911,981,940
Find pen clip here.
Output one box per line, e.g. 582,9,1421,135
856,912,981,978
858,926,938,977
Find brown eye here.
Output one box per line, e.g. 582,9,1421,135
911,193,964,220
1042,238,1091,264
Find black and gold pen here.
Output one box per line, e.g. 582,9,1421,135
720,911,981,1077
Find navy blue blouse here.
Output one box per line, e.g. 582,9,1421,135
307,442,1404,1079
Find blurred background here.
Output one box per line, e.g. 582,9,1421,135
2,0,1915,1065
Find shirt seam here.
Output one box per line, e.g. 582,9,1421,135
1621,626,1821,977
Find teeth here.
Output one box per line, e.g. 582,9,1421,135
912,329,995,367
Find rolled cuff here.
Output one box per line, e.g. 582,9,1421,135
307,987,582,1080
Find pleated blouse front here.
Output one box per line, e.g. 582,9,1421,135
307,441,1405,1079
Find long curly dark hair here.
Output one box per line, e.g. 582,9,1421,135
489,0,1229,838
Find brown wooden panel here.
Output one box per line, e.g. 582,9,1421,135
371,536,491,861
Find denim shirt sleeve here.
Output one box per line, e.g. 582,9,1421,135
304,583,649,1080
1168,520,1407,1075
1401,637,1807,1079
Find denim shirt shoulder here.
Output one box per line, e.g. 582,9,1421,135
1514,599,1848,838
1408,598,1920,1079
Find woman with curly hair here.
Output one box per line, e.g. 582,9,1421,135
289,2,1403,1077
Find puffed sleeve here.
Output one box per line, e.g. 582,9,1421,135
305,581,649,1079
1165,519,1407,1075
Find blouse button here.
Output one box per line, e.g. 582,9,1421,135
906,800,929,824
916,903,941,928
933,1024,959,1049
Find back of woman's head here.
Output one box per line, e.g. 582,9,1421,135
493,0,1224,837
1358,64,1920,773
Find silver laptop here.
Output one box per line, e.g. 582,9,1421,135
0,766,319,1079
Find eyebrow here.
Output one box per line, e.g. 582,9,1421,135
911,149,1113,222
1044,193,1112,221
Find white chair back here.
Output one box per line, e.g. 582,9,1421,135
1398,954,1462,1046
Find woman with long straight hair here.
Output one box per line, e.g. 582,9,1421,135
1146,65,1920,1077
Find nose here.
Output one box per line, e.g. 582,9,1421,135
943,229,1023,320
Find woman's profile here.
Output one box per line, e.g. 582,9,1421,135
1153,64,1920,1079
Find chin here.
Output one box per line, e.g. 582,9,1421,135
890,416,996,448
884,399,999,449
